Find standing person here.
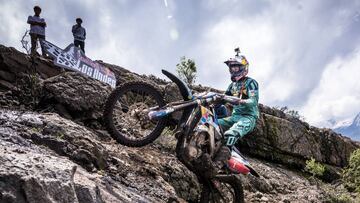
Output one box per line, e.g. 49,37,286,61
72,18,86,53
27,6,47,56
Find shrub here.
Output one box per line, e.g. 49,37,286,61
343,149,360,193
305,157,325,177
326,193,353,203
337,194,353,203
176,56,197,86
276,106,304,120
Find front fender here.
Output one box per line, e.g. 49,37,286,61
195,124,209,133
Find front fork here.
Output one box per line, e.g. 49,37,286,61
174,107,200,171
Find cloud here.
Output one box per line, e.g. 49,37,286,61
188,16,275,96
301,48,360,126
195,1,359,96
0,0,360,127
0,1,31,49
189,0,360,126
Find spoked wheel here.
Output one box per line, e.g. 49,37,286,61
200,175,244,203
103,81,167,147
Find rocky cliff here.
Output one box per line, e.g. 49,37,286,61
0,44,359,202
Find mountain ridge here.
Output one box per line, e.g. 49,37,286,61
334,112,360,141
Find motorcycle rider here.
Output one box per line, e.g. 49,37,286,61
215,50,259,165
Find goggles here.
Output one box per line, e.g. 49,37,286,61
229,65,244,73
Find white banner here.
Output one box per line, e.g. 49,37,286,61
40,40,116,88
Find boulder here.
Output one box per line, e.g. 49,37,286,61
0,45,61,81
41,72,112,124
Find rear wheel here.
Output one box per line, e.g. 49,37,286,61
103,81,167,147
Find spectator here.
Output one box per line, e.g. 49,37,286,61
72,18,86,53
27,6,47,56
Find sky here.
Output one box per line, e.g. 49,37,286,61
0,0,360,128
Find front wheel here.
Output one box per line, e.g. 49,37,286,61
200,175,244,203
103,81,167,147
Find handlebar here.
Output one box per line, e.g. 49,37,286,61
148,92,241,120
194,92,240,106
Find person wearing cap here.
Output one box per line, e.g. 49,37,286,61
72,18,86,53
27,6,47,56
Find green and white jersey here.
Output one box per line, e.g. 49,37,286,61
225,77,259,119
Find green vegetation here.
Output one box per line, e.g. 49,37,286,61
56,132,65,140
14,59,43,109
97,169,105,176
276,106,304,120
30,127,41,133
336,194,353,203
326,193,353,203
154,127,177,151
322,149,360,203
305,157,325,177
27,58,43,107
176,56,197,86
343,149,360,193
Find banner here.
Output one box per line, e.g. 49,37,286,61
40,40,116,88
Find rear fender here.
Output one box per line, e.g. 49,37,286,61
231,148,261,178
246,164,260,177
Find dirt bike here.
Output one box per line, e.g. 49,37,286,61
103,69,259,203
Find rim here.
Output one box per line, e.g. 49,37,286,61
111,88,161,141
209,179,238,203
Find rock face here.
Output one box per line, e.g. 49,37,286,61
1,142,79,203
0,44,359,202
1,109,356,203
0,45,61,88
41,72,112,124
238,105,360,170
0,110,199,203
